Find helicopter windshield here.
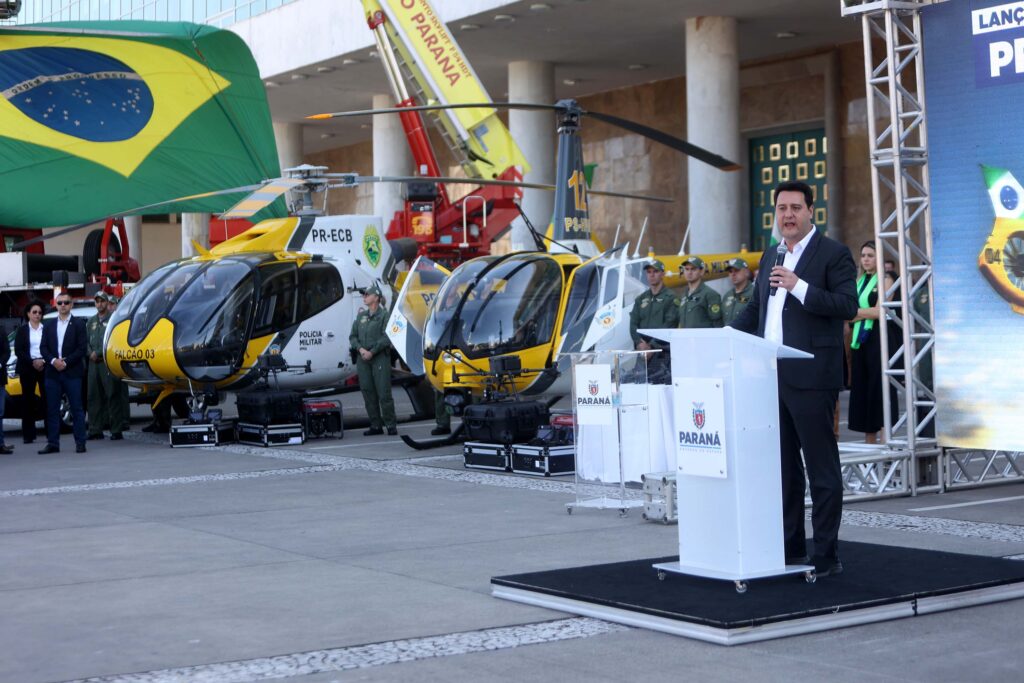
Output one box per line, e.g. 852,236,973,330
423,254,563,360
172,260,257,381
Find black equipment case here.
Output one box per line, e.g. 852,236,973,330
237,422,305,447
170,419,236,447
463,441,510,471
463,400,549,444
236,388,303,425
511,444,575,477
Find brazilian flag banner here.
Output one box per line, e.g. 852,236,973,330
0,21,283,227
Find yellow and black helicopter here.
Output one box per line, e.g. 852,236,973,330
312,99,757,447
12,166,436,413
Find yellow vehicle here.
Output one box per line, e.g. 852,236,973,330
380,100,758,439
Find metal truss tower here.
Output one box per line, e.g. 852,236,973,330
841,0,939,494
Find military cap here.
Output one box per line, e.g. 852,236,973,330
725,257,749,271
643,258,666,272
683,255,706,269
93,291,113,302
363,283,383,298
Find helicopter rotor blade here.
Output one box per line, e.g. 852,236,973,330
311,101,739,171
218,177,304,220
582,110,740,171
335,175,671,204
10,181,273,250
308,102,560,120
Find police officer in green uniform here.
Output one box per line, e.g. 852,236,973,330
629,258,680,382
721,257,754,326
86,292,126,440
350,284,398,436
432,391,451,436
678,256,723,328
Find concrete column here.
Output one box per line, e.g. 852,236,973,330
508,60,556,251
122,214,142,273
372,93,413,220
825,50,844,244
273,121,304,172
181,213,210,258
686,16,742,253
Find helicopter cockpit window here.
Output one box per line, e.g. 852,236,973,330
425,255,562,360
297,261,343,322
252,262,298,336
423,257,494,359
172,260,256,381
558,260,601,352
107,260,178,336
127,261,206,347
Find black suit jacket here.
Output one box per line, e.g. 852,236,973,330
730,231,857,391
39,316,88,380
14,323,42,375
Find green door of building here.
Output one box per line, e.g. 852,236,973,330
749,129,828,250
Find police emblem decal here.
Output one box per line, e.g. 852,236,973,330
363,224,382,267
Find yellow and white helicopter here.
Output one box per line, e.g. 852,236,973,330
52,165,420,410
313,99,758,444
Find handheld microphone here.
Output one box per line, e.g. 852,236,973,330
769,242,787,296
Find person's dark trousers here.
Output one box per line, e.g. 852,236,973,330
19,366,47,442
45,374,87,448
778,386,843,561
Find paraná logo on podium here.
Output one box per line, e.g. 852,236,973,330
692,402,706,430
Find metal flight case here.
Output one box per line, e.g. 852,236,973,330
463,442,510,471
510,444,575,477
237,422,305,447
170,418,237,447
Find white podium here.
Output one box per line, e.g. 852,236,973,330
639,327,816,592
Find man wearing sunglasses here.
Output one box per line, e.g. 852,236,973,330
38,295,89,453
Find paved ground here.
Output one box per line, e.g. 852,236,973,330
2,395,1024,683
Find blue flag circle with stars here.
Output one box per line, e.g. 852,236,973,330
0,47,154,142
1000,183,1019,211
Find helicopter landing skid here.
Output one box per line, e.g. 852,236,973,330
400,423,466,450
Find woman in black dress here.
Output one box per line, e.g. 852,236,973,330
14,300,48,444
848,242,896,443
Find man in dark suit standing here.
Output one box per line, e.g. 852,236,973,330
730,181,857,577
39,292,89,453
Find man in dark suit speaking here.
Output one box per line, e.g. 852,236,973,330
730,181,857,577
39,293,89,454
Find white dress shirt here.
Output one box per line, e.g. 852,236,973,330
54,315,71,363
764,228,816,345
28,323,43,360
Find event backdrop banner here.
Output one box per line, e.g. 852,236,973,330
923,1,1024,450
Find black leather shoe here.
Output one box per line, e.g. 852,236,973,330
430,426,451,436
0,444,14,454
386,426,398,436
38,444,60,454
141,423,158,433
87,433,105,441
76,443,87,453
23,438,35,444
812,557,844,578
363,427,384,436
785,555,810,566
110,433,124,441
151,425,170,434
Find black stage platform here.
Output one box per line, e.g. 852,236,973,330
492,542,1024,645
